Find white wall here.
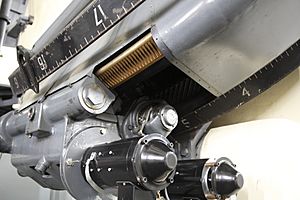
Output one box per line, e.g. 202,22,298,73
201,119,300,200
0,47,18,85
20,0,73,49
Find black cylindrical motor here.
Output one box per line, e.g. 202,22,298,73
81,134,177,192
168,158,244,200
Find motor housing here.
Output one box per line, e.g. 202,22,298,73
81,134,177,194
168,158,243,200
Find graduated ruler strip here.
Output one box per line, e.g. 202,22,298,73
9,0,145,96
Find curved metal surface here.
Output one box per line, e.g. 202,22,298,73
169,0,300,95
61,123,120,200
19,0,300,107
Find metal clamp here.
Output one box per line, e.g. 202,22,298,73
16,45,39,94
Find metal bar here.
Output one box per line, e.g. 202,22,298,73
0,0,12,54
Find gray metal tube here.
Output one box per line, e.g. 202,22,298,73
43,88,86,122
43,80,89,122
155,0,255,57
0,0,12,51
0,112,15,153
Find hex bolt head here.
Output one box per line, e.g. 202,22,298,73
180,148,189,157
82,84,106,109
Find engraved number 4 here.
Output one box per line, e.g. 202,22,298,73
94,4,108,27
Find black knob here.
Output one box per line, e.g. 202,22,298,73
211,161,244,198
140,139,177,183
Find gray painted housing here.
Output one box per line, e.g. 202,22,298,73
1,0,300,199
19,0,300,108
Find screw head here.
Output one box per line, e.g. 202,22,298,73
142,139,148,145
168,177,174,184
180,148,189,157
142,177,148,183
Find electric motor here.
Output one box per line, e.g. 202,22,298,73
81,134,177,193
168,158,244,200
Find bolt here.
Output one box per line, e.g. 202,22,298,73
35,157,50,175
142,177,148,183
180,148,189,157
162,108,178,127
168,178,174,184
83,84,106,108
107,168,112,172
142,139,148,145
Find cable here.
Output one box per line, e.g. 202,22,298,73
164,188,170,200
85,152,117,200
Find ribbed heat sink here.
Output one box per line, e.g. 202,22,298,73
95,33,164,88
